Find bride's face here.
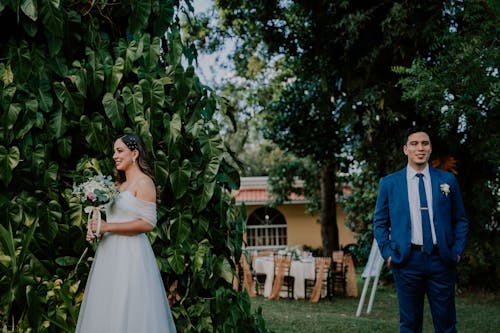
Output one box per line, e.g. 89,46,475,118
113,139,136,171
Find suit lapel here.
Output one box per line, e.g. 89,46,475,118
398,168,411,219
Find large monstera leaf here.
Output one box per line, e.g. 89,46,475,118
102,92,126,129
169,159,192,200
79,113,110,154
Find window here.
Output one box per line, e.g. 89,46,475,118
246,207,287,250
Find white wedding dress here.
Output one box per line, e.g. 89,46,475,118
76,191,177,333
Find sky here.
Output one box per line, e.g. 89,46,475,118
192,0,235,86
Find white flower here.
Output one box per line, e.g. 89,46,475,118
444,91,455,102
440,183,451,196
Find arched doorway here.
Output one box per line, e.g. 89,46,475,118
246,207,287,250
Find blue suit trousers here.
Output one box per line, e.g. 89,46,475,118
392,249,457,333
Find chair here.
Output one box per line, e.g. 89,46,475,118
304,257,332,302
253,250,273,296
269,255,294,299
328,250,347,297
238,252,255,297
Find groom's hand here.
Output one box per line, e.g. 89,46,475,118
386,256,392,269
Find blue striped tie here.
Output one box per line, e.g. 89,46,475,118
416,173,434,254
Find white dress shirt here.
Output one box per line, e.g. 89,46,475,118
406,165,437,245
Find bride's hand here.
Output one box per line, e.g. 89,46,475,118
86,229,95,242
90,218,108,235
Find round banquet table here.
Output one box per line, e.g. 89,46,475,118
253,256,316,299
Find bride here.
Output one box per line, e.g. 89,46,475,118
76,134,177,333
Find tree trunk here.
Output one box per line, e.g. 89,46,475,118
320,160,339,256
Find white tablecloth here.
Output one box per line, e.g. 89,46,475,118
253,256,315,299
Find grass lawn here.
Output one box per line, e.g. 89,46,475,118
251,283,500,333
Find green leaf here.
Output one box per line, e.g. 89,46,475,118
169,159,192,200
140,78,165,111
26,286,42,329
153,151,169,190
44,162,59,187
48,108,66,138
170,212,191,245
0,63,14,86
49,200,62,223
203,156,221,182
15,111,36,139
134,114,154,155
79,113,108,153
32,144,47,175
185,118,203,138
166,247,185,275
86,48,105,96
0,224,16,273
67,196,84,227
218,257,234,284
143,35,161,72
71,61,88,97
174,66,193,102
53,81,83,116
18,218,38,269
7,201,23,224
106,57,124,94
160,65,175,85
10,40,32,81
37,80,53,112
192,240,210,272
39,202,59,241
164,112,182,144
3,103,21,130
196,216,210,234
119,39,139,73
55,256,79,266
0,84,17,110
197,156,221,211
0,145,20,186
122,84,143,121
167,27,183,66
57,136,72,159
40,0,63,55
199,131,224,159
129,0,151,35
196,180,216,212
150,79,165,109
21,0,38,20
102,92,125,129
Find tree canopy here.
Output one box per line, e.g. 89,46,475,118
207,0,452,255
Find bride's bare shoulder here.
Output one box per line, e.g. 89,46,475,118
135,176,156,203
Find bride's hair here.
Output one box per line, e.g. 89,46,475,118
115,133,155,184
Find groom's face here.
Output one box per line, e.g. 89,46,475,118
403,131,432,170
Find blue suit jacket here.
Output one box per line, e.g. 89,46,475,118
373,166,468,265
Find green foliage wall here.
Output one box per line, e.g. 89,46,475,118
0,0,266,331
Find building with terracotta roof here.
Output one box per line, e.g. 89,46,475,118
233,176,355,251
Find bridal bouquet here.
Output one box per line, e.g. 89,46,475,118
72,174,119,241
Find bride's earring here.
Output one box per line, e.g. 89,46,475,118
132,157,136,164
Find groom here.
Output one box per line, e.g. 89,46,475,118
373,126,468,333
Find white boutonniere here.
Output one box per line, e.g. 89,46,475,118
440,183,450,197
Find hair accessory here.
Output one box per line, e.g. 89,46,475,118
123,135,139,151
